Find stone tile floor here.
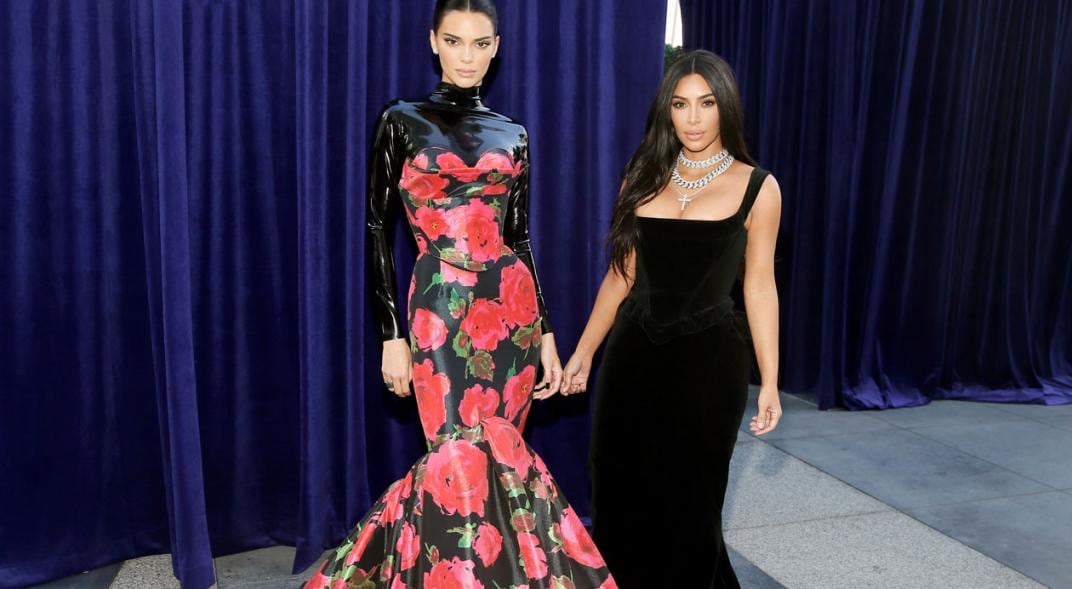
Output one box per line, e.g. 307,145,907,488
31,389,1071,588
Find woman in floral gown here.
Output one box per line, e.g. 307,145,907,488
304,2,615,588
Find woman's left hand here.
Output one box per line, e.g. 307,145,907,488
534,333,563,400
749,386,783,435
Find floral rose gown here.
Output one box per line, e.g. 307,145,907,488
304,83,615,589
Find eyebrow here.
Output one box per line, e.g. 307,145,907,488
671,93,716,100
442,33,495,42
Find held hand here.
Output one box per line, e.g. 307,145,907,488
534,333,563,400
381,338,413,398
749,385,782,435
561,351,592,395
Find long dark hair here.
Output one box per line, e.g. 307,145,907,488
607,50,754,278
433,0,499,32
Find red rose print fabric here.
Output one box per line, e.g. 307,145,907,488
399,148,519,272
304,146,614,588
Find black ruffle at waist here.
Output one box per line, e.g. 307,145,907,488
618,296,751,345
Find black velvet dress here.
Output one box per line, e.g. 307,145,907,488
589,167,769,589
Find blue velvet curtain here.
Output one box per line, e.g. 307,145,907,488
682,0,1072,410
0,2,664,588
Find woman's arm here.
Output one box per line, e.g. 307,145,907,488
368,106,412,397
743,175,782,434
561,252,636,394
503,134,553,335
503,133,562,397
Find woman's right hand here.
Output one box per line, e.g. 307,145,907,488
561,351,593,395
382,338,413,397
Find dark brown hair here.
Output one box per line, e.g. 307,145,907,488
433,0,498,33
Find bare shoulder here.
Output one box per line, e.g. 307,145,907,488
726,161,755,183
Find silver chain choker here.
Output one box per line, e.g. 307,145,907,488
677,148,730,169
671,152,734,192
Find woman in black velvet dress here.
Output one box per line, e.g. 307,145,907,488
563,51,784,588
304,1,615,588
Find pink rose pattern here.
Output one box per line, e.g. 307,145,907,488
399,148,520,272
304,146,613,588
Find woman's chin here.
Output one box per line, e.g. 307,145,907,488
446,72,483,88
680,139,716,154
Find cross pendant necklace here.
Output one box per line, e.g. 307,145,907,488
671,148,734,211
674,186,702,211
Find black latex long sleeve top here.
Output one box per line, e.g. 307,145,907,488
503,140,554,335
367,107,406,341
367,83,553,341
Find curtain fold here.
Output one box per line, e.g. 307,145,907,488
682,0,1072,409
0,2,664,587
128,1,215,587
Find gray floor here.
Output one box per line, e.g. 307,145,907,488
739,389,1071,589
31,389,1072,588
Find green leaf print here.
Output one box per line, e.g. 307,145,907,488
425,543,441,565
448,523,477,548
460,424,483,443
378,556,394,581
548,521,564,547
453,330,471,359
551,576,577,589
529,478,552,501
510,508,536,533
334,538,354,562
422,272,446,294
438,247,467,264
448,288,468,319
467,350,495,381
511,322,542,351
499,471,526,498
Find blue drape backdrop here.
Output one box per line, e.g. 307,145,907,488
683,0,1072,410
0,2,664,588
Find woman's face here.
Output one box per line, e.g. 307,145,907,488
429,11,499,88
670,73,722,154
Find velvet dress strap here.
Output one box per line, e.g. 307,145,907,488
736,167,770,223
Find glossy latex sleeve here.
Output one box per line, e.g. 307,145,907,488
503,141,554,335
367,109,405,341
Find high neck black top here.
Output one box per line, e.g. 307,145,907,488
428,81,486,109
366,84,552,341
